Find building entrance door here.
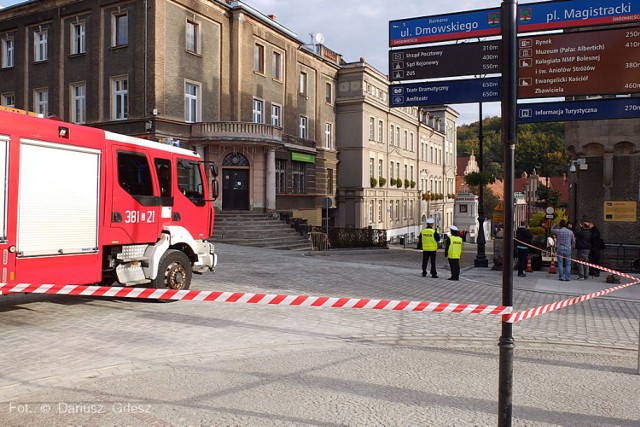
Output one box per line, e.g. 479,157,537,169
222,169,249,210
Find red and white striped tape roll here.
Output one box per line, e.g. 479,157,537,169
0,283,512,316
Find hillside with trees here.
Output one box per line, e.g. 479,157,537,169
457,117,568,179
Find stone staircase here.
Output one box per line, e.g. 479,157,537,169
210,211,311,250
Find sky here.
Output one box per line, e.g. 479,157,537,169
0,0,548,124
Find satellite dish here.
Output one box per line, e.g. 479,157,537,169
315,33,325,44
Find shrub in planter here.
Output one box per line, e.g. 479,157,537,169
390,178,397,186
378,176,386,187
370,176,378,188
410,180,416,188
396,179,402,188
404,179,410,188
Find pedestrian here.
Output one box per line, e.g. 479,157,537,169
419,218,440,278
587,222,604,277
550,219,575,281
515,221,533,277
574,221,593,280
445,225,463,281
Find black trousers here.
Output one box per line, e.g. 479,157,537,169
448,258,460,280
517,247,529,274
422,251,437,277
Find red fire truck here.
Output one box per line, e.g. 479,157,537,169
0,107,218,290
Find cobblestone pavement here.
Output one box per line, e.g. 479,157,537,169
0,243,638,426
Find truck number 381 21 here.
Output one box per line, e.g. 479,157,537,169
124,210,156,224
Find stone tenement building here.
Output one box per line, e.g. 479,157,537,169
566,118,640,244
0,0,456,237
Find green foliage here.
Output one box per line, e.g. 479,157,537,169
536,184,561,207
378,176,387,187
396,179,402,188
370,176,377,188
390,178,397,186
457,117,568,177
464,171,496,188
410,180,416,188
404,179,410,188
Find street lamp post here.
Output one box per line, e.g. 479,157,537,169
474,102,488,267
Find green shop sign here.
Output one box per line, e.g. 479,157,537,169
291,152,315,163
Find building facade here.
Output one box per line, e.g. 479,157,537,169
335,61,458,241
0,0,339,224
566,117,640,244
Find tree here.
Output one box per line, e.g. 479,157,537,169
535,184,561,207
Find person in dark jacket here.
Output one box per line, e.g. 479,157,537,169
515,221,533,277
587,222,604,277
574,222,594,279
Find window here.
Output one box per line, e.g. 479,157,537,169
70,83,86,124
369,200,374,224
460,204,468,213
378,159,383,178
111,77,128,120
369,158,374,178
71,21,86,55
271,104,281,127
389,201,393,220
410,200,414,220
154,158,172,197
389,161,394,179
378,200,383,222
118,152,153,196
254,44,264,73
34,29,48,62
1,35,14,68
395,127,400,145
299,116,308,139
390,125,395,145
1,92,15,107
410,133,414,152
327,168,333,194
185,81,200,123
378,120,383,143
186,20,199,54
395,200,400,221
299,71,307,95
410,165,414,181
403,200,408,219
403,130,408,150
396,163,400,180
177,158,206,205
34,89,48,115
253,98,264,123
404,164,408,180
292,161,305,193
272,51,282,80
276,159,286,193
325,82,333,104
112,12,128,47
324,123,332,149
369,117,375,140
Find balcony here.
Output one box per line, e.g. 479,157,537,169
192,122,283,142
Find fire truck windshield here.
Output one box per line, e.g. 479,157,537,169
177,158,205,205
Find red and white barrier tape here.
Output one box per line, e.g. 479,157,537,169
509,238,640,322
0,283,512,316
514,238,640,282
505,279,640,323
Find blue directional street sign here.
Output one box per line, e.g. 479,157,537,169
389,0,640,47
389,77,501,107
517,98,640,123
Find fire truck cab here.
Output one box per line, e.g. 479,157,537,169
0,108,218,290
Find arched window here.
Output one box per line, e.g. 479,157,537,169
222,152,249,166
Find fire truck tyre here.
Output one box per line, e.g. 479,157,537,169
152,249,192,291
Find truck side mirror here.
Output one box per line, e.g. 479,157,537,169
210,163,219,178
211,179,219,200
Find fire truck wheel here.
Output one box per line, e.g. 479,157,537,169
153,249,192,291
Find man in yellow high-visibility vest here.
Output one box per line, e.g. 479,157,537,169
420,218,440,278
445,225,463,281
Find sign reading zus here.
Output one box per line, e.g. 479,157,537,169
389,0,640,47
517,97,640,123
389,78,501,107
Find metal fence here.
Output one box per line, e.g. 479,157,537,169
601,243,640,273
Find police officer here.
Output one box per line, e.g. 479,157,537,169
445,225,463,281
420,218,440,278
